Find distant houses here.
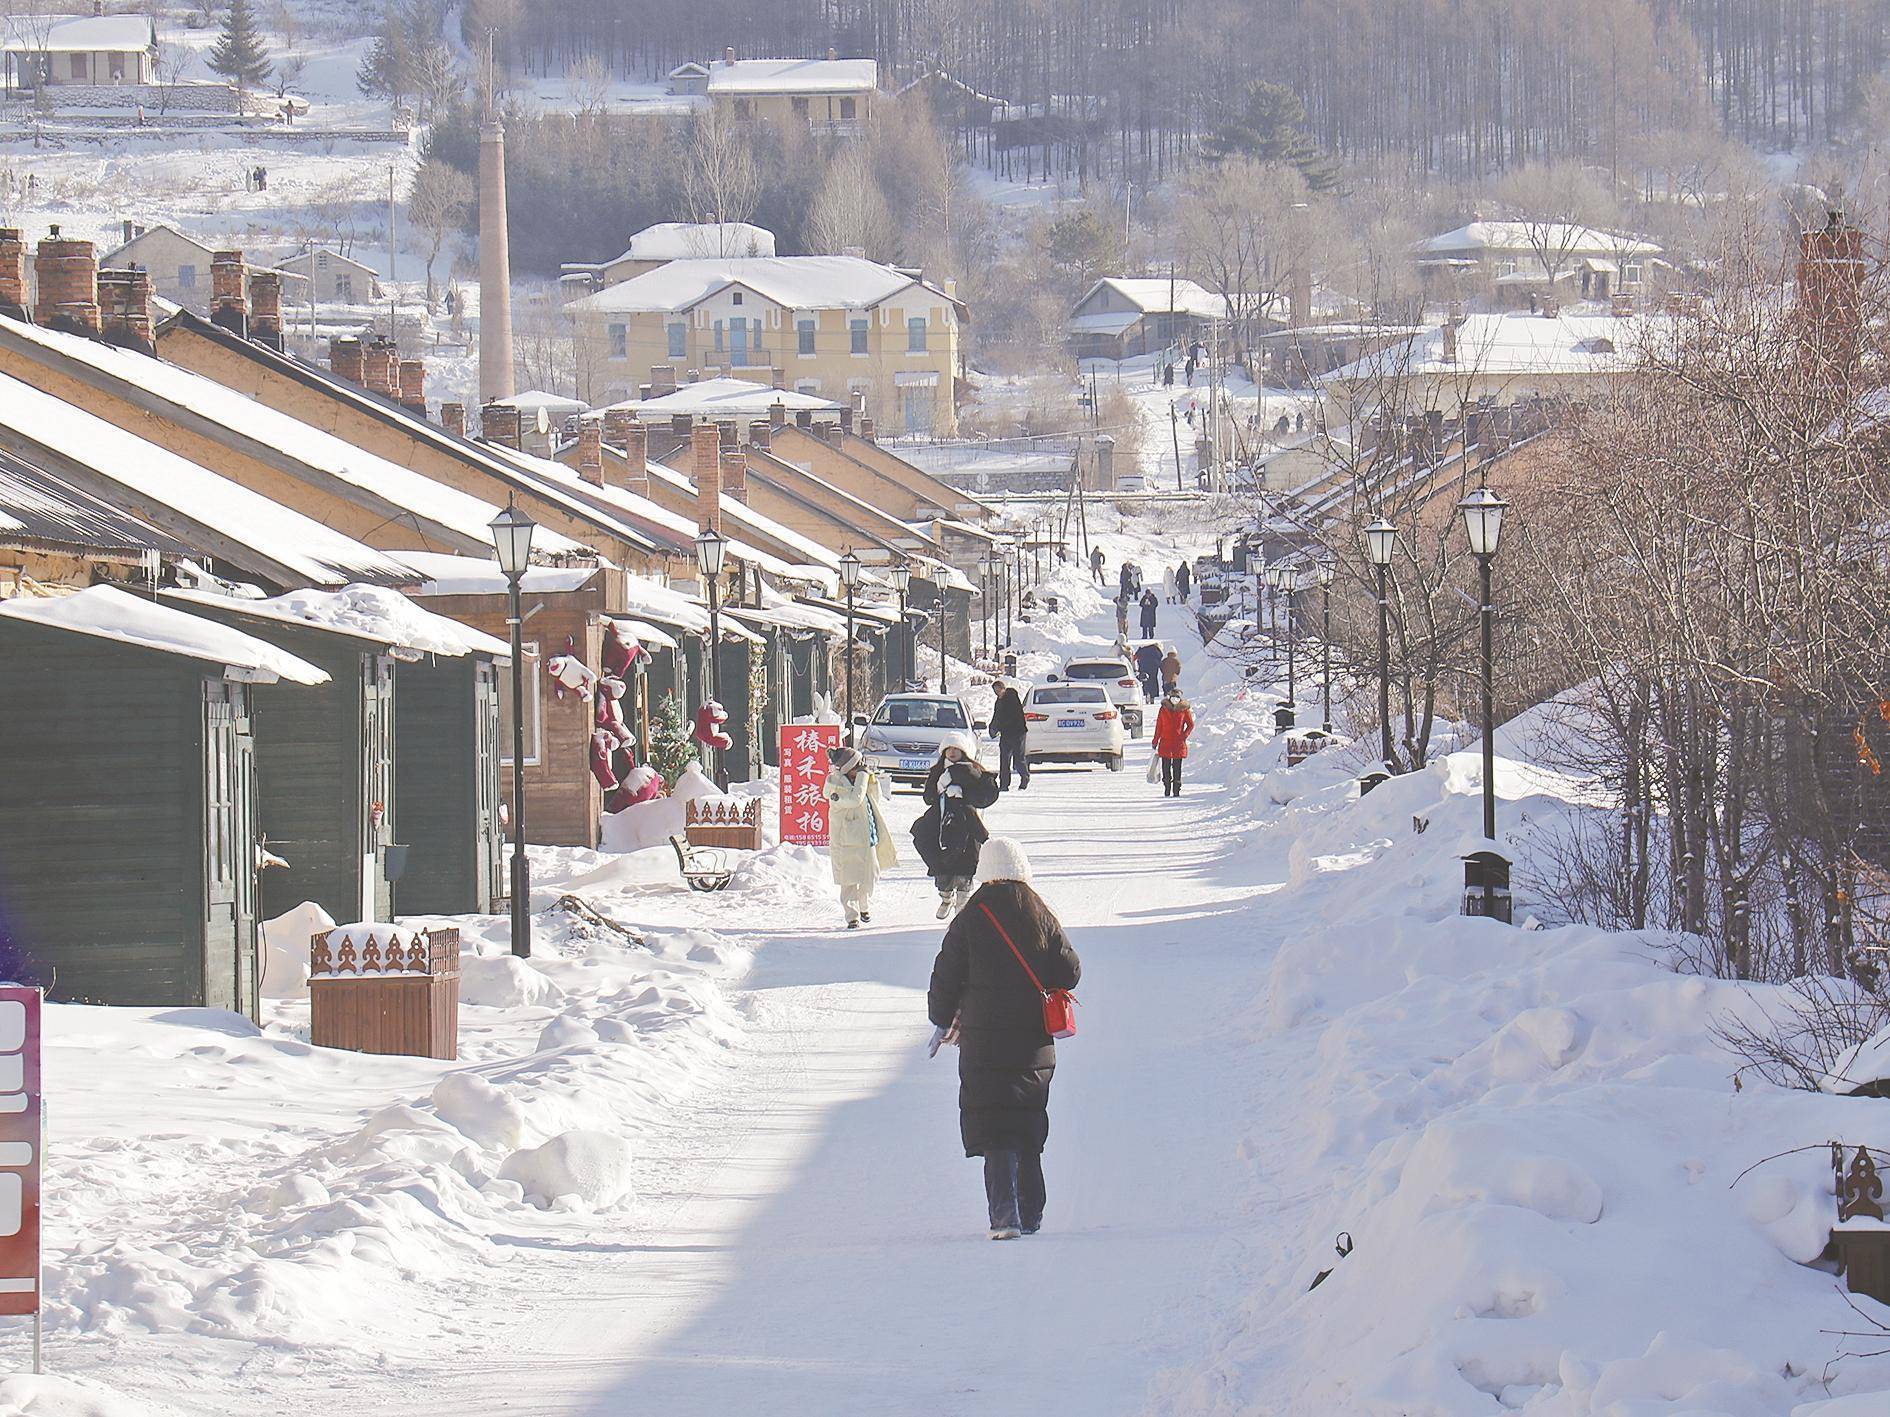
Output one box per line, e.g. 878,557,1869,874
0,11,156,91
1412,221,1664,307
704,49,878,135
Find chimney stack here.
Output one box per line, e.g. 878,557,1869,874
329,336,366,385
120,218,134,245
650,365,677,395
478,119,517,403
439,401,467,437
1798,210,1866,371
96,268,155,354
362,339,398,397
692,424,723,532
858,415,875,442
839,407,854,434
397,358,427,415
716,419,737,450
210,250,248,338
0,230,28,319
721,449,748,504
577,419,605,485
795,409,814,429
249,270,284,349
670,412,692,437
748,419,771,451
35,231,99,333
1441,301,1462,364
769,398,787,430
481,402,522,449
609,417,648,497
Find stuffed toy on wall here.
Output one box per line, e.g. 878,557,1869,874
693,699,733,751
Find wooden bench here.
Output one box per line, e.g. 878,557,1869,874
670,834,735,892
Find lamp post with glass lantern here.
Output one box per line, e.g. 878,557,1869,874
1459,488,1508,844
695,525,729,787
1270,562,1296,728
937,570,950,693
1318,561,1334,734
839,549,861,736
489,502,536,959
1364,518,1398,771
890,561,912,691
979,554,996,661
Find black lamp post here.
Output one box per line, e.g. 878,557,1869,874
1459,488,1508,843
839,549,861,737
1318,561,1334,734
890,561,912,691
980,553,996,661
489,501,536,959
1364,518,1398,771
695,525,729,787
1002,540,1015,645
937,570,949,693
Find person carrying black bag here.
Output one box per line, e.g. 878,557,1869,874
988,680,1030,792
912,739,1000,918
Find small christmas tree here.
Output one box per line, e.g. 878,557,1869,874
207,0,273,97
648,691,698,788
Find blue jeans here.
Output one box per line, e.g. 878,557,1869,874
984,1149,1046,1232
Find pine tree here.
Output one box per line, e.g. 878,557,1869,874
1202,81,1341,192
207,0,273,97
356,5,414,107
648,693,699,788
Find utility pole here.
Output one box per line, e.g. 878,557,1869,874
1171,402,1183,492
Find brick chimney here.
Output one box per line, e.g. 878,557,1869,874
715,419,737,450
249,270,284,349
721,449,748,504
35,230,99,333
650,363,677,395
1441,301,1462,364
692,424,723,531
611,420,648,498
670,412,692,437
97,268,155,354
769,398,787,430
439,401,467,437
858,415,875,442
397,358,427,415
329,336,366,385
363,339,398,397
839,406,854,434
577,419,605,485
748,419,771,451
0,230,26,319
1799,210,1866,368
481,402,522,449
795,409,814,429
210,250,247,338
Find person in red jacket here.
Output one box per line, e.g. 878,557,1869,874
1151,688,1195,797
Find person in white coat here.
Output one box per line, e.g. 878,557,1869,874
824,744,896,929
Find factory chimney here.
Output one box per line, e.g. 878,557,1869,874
478,118,517,403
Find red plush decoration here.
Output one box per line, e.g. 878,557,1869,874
693,699,733,751
595,677,634,749
588,729,620,791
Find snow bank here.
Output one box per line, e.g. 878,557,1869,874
498,1131,637,1209
0,1376,163,1417
257,901,334,999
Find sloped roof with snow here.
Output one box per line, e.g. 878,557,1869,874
386,552,602,599
491,389,587,415
0,449,189,558
1416,222,1661,258
567,256,941,316
609,377,842,419
1,15,154,53
1322,312,1664,383
0,585,326,684
166,585,511,659
706,57,877,95
620,223,776,262
1074,278,1231,320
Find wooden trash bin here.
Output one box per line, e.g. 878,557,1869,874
309,924,460,1060
685,797,764,851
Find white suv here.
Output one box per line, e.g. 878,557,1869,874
858,693,990,786
1023,682,1125,771
1061,656,1144,736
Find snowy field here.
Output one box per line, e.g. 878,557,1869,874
4,506,1890,1414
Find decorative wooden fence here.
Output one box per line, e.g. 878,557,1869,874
685,797,764,851
309,925,459,1060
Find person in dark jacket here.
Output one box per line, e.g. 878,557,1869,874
914,742,1000,918
988,681,1030,792
1176,560,1191,601
1139,587,1159,637
1118,562,1134,599
1134,639,1164,702
1090,545,1105,584
927,836,1081,1239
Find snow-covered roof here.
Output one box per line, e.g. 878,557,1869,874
387,551,603,599
620,575,765,644
1415,221,1661,258
1068,311,1143,337
608,377,842,419
0,314,585,560
273,246,380,278
166,585,510,659
634,459,841,588
101,223,216,266
615,223,775,264
0,585,326,684
491,390,587,416
1322,312,1662,383
0,368,416,589
1,15,154,54
609,617,678,651
0,449,189,557
706,57,877,96
567,256,943,316
1075,278,1230,320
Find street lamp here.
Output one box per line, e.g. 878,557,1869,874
838,549,861,736
1317,561,1334,734
489,501,536,959
1001,540,1015,646
1270,561,1296,728
695,525,729,787
937,570,950,693
979,554,997,661
1364,518,1398,771
1459,487,1508,843
890,561,912,692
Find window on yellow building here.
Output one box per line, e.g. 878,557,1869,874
798,318,816,356
667,322,686,358
850,318,869,354
907,317,927,353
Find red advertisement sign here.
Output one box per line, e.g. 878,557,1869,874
0,987,41,1317
779,723,842,846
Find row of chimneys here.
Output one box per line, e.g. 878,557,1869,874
328,336,427,416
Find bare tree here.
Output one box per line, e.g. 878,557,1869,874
1496,161,1615,287
682,110,761,229
407,156,472,305
805,143,895,258
1178,157,1327,369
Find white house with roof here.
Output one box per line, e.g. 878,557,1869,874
559,222,777,300
272,246,382,306
1068,277,1233,361
2,11,155,90
704,48,878,134
1414,221,1664,307
606,376,842,423
566,253,964,436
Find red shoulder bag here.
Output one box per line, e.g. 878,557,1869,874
978,901,1077,1039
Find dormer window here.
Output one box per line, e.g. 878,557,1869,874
732,291,743,306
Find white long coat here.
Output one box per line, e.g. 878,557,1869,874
825,769,896,890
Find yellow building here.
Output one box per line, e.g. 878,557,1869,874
706,50,878,135
567,254,965,436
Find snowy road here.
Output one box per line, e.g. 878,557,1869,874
378,596,1274,1416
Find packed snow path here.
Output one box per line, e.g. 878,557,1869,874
385,596,1269,1416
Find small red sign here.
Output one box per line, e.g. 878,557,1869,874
0,987,41,1317
779,724,842,846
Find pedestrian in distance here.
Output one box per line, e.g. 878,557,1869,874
914,739,1000,919
1152,687,1195,797
823,745,896,929
1134,639,1164,702
1090,545,1105,584
1139,587,1159,638
1118,562,1134,599
1162,565,1177,604
989,680,1030,792
1115,592,1130,638
1176,559,1192,601
1161,646,1183,694
926,836,1081,1240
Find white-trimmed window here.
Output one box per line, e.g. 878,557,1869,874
666,321,686,358
797,318,817,356
850,317,869,354
907,316,927,353
499,639,542,767
609,324,628,359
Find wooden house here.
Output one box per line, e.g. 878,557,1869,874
0,586,326,1019
0,447,191,596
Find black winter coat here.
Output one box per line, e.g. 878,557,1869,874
928,881,1082,1156
913,759,999,880
989,689,1027,740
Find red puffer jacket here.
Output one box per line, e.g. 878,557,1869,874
1152,701,1195,759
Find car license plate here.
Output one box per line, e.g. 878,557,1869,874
1058,718,1085,729
899,757,931,771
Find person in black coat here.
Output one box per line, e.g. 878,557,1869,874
1139,586,1159,637
988,681,1030,792
1134,638,1164,702
913,743,1000,918
927,837,1081,1239
1176,559,1191,601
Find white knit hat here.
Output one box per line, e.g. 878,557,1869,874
974,836,1033,887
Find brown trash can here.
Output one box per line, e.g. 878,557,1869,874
309,925,460,1060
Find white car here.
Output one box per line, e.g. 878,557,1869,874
857,693,990,786
1060,656,1144,737
1023,682,1125,771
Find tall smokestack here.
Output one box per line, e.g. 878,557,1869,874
478,119,517,403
